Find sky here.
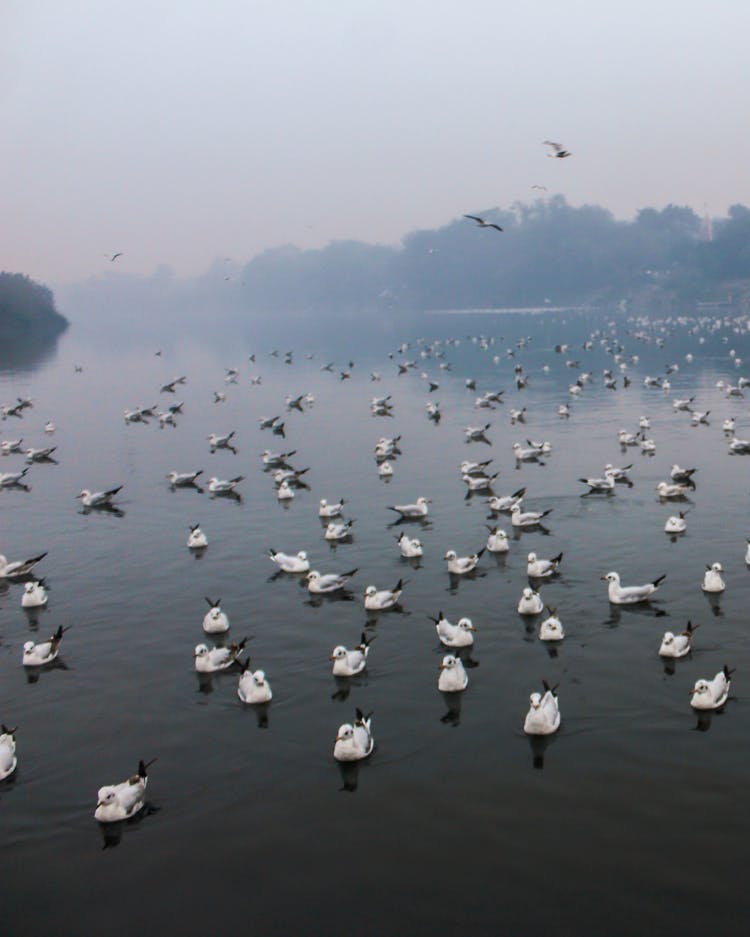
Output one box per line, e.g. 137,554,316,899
2,0,749,284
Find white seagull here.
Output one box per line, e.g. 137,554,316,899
364,579,404,610
602,571,666,604
330,633,374,676
187,524,208,549
194,638,248,672
396,532,423,557
306,568,358,594
0,725,17,780
438,654,469,692
701,562,725,593
22,625,68,666
333,709,374,761
21,580,48,607
202,597,230,633
690,666,733,710
94,759,155,823
0,551,47,578
268,548,309,573
527,552,563,578
518,587,544,615
76,485,123,508
658,621,698,658
523,682,560,735
238,663,273,703
539,608,564,641
444,548,484,575
429,612,476,648
387,496,431,519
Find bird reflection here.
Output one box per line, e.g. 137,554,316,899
98,802,159,849
440,691,463,726
605,603,668,628
25,658,69,684
81,504,126,519
528,734,553,769
703,593,723,618
693,711,714,732
337,761,360,793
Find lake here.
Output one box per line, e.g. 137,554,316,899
1,310,749,936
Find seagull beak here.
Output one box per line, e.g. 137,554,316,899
328,655,336,661
334,735,344,743
599,576,608,581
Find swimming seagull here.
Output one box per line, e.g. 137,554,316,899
306,568,358,594
22,625,69,665
444,549,484,575
486,526,509,553
0,468,30,487
579,470,616,493
527,552,563,578
166,470,203,487
387,497,431,519
701,562,725,593
463,214,503,231
0,551,47,578
602,571,666,604
21,580,48,607
208,476,243,494
670,465,697,483
511,503,552,527
364,579,404,610
429,612,476,648
194,638,248,672
539,608,564,642
438,654,469,692
396,532,423,557
237,663,272,703
664,511,688,534
330,633,374,676
202,597,230,633
690,666,734,710
487,487,526,512
94,759,156,824
0,725,17,780
319,498,345,518
659,621,698,658
523,681,561,735
325,520,355,541
333,709,374,761
76,485,123,508
208,431,236,449
187,524,208,549
656,481,691,499
268,548,310,573
518,587,544,615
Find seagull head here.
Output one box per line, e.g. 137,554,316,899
335,724,354,743
440,654,457,671
23,641,34,654
194,644,209,658
458,618,476,632
602,572,620,584
444,550,457,560
330,646,347,661
364,585,377,597
527,553,537,563
529,692,542,710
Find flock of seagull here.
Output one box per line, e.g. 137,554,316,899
1,308,748,823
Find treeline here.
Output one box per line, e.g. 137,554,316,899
0,272,68,334
227,196,750,311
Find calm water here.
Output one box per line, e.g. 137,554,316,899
2,312,750,936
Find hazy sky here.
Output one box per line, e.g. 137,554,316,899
3,1,749,283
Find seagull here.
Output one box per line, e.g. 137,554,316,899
485,526,509,553
107,252,123,262
438,654,469,692
462,472,498,491
0,551,47,578
670,465,697,483
364,579,404,610
187,523,208,549
258,416,280,430
0,468,30,487
602,571,666,604
166,470,203,487
208,475,243,494
237,663,273,703
656,481,691,498
579,470,616,493
208,431,236,449
268,548,310,573
511,503,552,527
702,562,725,593
659,621,698,658
0,438,23,454
319,498,346,518
261,449,297,467
396,532,423,558
306,568,358,594
22,625,69,666
460,459,493,476
76,485,123,508
202,597,230,634
523,681,561,735
0,725,17,780
194,638,248,672
487,487,526,512
527,552,563,578
664,511,688,534
325,520,355,541
603,463,632,481
465,424,491,441
94,759,156,824
444,549,484,575
21,580,48,607
691,410,710,425
518,587,544,615
464,214,503,232
429,612,476,648
387,496,431,519
277,479,294,500
690,666,734,710
543,140,571,159
25,447,56,462
333,708,374,761
512,443,544,462
539,608,564,641
330,633,374,676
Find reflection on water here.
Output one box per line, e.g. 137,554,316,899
2,311,750,935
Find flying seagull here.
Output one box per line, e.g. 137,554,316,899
531,184,548,191
464,215,503,232
107,252,123,262
543,141,571,158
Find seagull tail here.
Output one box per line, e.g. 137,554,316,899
342,568,359,579
27,552,48,565
540,509,553,519
724,664,736,679
139,758,158,778
652,574,667,588
552,552,564,565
